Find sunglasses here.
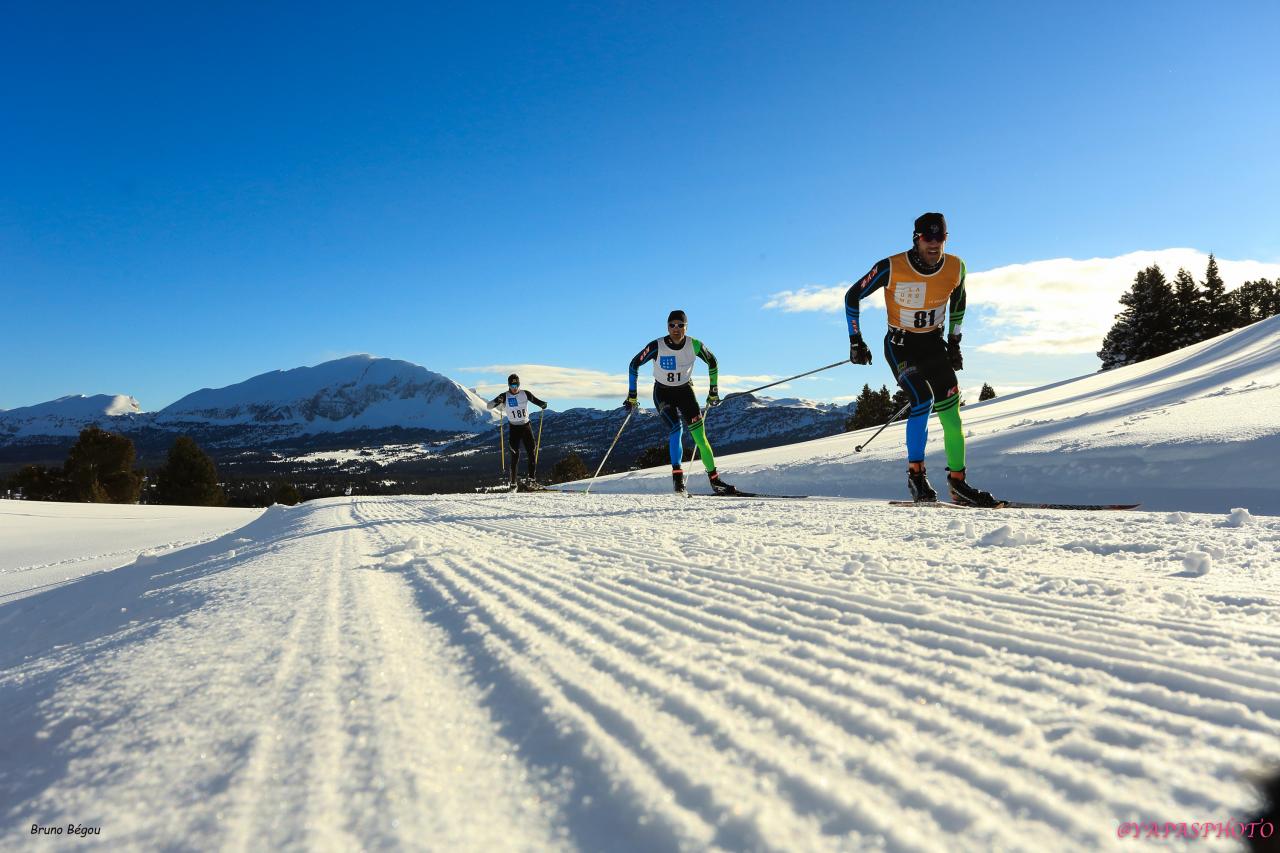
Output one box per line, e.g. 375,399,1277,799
916,232,947,243
668,322,686,329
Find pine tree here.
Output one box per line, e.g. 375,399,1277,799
12,464,69,502
550,452,590,484
1171,268,1203,349
1261,279,1280,318
63,426,143,503
979,383,997,401
845,384,884,430
891,387,911,415
1138,266,1177,360
155,436,227,506
1099,265,1176,369
1200,254,1233,337
271,482,301,506
1230,278,1280,325
635,446,668,469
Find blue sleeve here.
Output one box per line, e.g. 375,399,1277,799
628,340,659,393
845,259,890,337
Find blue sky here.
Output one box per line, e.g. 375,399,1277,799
4,1,1278,411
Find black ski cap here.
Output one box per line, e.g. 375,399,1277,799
507,373,520,385
668,309,687,325
914,212,947,241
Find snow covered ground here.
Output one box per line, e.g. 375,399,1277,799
2,493,1278,850
0,501,262,602
2,320,1279,851
587,316,1280,515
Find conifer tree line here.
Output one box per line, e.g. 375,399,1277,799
1098,255,1280,370
3,428,260,507
843,382,998,432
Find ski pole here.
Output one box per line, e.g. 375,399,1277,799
693,359,845,462
499,420,506,475
534,408,544,470
854,402,911,453
585,409,634,494
723,360,847,401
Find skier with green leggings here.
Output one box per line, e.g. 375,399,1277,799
845,212,999,506
626,310,737,495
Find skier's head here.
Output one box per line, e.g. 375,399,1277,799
912,212,947,263
507,373,519,390
667,309,688,341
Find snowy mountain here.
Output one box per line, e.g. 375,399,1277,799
155,355,494,433
0,394,142,438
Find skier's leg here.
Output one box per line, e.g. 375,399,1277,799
672,385,716,474
885,336,933,464
508,426,522,484
654,387,684,468
688,418,716,473
654,386,687,492
921,360,964,472
519,427,537,479
933,392,965,472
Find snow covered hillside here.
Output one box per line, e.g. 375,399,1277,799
0,501,262,602
586,315,1280,514
2,495,1276,850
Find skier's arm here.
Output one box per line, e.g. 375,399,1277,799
486,393,505,410
948,260,967,337
627,340,659,393
845,260,891,338
692,339,719,387
524,391,548,408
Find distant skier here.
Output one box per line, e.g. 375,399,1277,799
487,373,547,490
625,310,736,495
845,212,999,506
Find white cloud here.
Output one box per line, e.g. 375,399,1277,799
460,365,626,399
763,285,854,313
764,250,1280,356
459,364,784,399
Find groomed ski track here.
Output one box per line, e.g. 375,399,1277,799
3,494,1279,851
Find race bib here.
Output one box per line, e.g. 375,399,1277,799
659,355,677,370
898,307,943,330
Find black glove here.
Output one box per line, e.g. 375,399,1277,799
947,334,963,370
623,393,638,411
849,335,872,365
706,386,721,408
539,402,548,410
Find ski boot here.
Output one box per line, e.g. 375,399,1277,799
508,476,519,493
946,468,1001,507
907,464,937,502
672,469,687,494
707,470,737,496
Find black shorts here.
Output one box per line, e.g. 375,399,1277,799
884,329,958,403
652,382,701,429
